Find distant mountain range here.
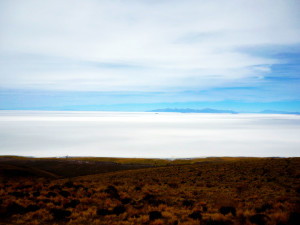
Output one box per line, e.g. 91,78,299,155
149,108,300,115
149,108,238,114
259,110,300,115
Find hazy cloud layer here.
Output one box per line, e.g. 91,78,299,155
1,0,300,92
0,111,299,157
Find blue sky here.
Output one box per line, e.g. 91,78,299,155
1,0,300,112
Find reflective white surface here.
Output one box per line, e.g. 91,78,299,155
0,111,299,158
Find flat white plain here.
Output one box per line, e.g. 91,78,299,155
0,111,299,158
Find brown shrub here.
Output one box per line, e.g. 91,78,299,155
149,211,162,221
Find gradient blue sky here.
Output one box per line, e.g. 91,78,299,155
1,0,300,112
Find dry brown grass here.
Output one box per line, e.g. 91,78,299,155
0,157,299,224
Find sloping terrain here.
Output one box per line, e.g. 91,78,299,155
0,157,154,178
0,157,299,224
0,156,261,179
0,164,59,179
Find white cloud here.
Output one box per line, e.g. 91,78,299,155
0,0,299,91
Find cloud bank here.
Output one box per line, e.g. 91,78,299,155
1,0,300,93
0,111,299,157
